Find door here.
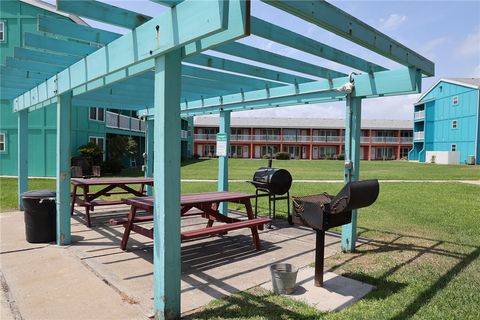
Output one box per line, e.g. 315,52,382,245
255,146,261,158
313,147,318,159
243,146,249,158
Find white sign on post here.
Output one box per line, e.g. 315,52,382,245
216,133,227,157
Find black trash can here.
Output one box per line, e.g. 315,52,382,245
22,190,57,243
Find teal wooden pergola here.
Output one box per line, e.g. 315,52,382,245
3,0,434,318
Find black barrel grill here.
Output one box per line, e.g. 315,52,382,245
292,179,379,286
247,167,293,224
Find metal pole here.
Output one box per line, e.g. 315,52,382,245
314,229,325,287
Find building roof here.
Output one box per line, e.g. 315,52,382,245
20,0,88,26
444,78,480,89
416,78,480,103
194,116,413,130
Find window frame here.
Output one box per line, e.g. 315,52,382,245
89,107,105,122
451,144,457,152
0,21,6,43
451,120,458,129
452,95,459,106
0,132,6,153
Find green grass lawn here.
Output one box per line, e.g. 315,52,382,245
181,159,480,181
1,160,479,319
185,182,480,320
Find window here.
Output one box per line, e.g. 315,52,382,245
89,107,105,121
451,144,457,152
0,133,5,152
453,96,459,105
0,21,5,42
452,120,458,129
89,136,105,160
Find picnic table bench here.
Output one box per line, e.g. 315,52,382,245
70,177,153,227
110,191,271,251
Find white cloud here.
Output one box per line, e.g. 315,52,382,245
458,27,480,57
379,14,407,31
361,94,419,120
418,37,449,60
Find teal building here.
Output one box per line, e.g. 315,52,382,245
409,78,480,164
0,0,188,177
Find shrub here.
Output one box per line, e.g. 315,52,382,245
337,153,345,160
78,142,102,165
193,154,200,160
275,152,290,160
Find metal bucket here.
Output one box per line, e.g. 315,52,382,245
270,263,298,294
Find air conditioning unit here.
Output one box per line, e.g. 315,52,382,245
466,155,476,165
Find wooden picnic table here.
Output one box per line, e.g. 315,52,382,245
70,177,154,227
111,191,271,251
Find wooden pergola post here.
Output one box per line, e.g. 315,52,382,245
218,110,231,215
17,109,28,209
153,50,182,319
341,96,362,252
56,92,72,245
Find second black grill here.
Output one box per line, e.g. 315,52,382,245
247,167,293,225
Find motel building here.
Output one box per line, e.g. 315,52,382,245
409,78,480,165
193,117,413,160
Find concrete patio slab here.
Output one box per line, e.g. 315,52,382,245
0,211,145,320
261,267,375,312
1,205,371,319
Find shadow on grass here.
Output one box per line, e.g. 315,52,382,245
330,227,480,319
183,289,326,320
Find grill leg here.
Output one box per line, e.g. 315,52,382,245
315,229,325,287
273,194,276,221
287,191,293,225
267,193,273,229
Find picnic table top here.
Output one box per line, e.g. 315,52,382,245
71,177,154,186
124,191,255,209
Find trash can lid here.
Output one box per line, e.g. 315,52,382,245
22,190,56,199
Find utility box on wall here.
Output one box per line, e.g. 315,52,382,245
425,151,460,165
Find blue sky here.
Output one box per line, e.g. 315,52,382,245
47,0,480,120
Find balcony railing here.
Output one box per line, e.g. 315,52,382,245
371,137,399,144
192,132,414,144
252,135,282,141
181,130,188,139
106,111,145,132
414,110,425,120
400,137,413,144
194,134,216,141
282,135,310,142
414,131,424,140
231,134,251,141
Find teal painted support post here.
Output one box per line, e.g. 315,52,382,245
56,92,72,245
186,117,194,159
218,111,231,215
153,51,182,319
17,110,28,209
341,96,362,252
145,119,154,196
